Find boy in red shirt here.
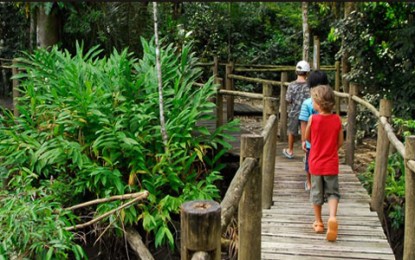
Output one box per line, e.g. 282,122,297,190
305,85,344,242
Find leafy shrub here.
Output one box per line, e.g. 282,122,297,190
0,38,238,257
358,153,405,230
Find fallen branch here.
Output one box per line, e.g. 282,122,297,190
65,191,149,231
64,191,149,211
125,228,155,260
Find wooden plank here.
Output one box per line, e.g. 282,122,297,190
261,140,395,259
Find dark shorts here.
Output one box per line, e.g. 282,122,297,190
305,148,310,172
310,175,341,205
287,116,300,135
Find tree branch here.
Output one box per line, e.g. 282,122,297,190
65,192,149,231
64,191,149,211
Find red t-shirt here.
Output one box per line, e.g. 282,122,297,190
309,114,342,175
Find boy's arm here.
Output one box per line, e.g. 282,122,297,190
338,124,344,150
299,100,309,151
305,116,313,142
300,121,308,151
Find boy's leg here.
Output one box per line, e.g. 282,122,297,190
328,198,338,219
283,116,297,156
288,133,294,153
325,176,340,241
305,148,311,190
306,172,311,191
313,204,323,223
310,175,324,233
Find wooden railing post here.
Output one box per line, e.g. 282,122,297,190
215,77,223,129
238,134,263,260
225,62,234,122
345,83,358,167
404,136,415,260
335,61,341,115
370,99,392,220
279,72,288,141
312,36,320,70
262,83,278,209
12,59,19,117
213,56,218,79
181,200,221,260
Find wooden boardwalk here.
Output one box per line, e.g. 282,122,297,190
262,142,395,259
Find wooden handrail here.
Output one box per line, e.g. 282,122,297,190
351,95,380,118
380,116,405,157
261,115,277,142
334,90,404,157
219,89,263,100
408,160,415,173
228,74,287,86
333,90,349,98
234,65,336,72
220,157,257,233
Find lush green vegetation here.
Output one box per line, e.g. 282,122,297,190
0,39,238,257
1,2,415,258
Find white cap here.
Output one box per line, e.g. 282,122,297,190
296,60,310,72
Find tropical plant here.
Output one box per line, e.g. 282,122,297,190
0,38,238,257
358,152,405,231
333,2,415,118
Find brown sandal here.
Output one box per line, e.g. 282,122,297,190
326,218,338,242
313,221,324,233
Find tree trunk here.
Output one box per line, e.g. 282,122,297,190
341,2,356,93
152,2,169,149
36,5,59,48
302,2,309,62
30,7,37,52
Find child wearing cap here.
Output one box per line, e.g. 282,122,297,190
282,60,310,159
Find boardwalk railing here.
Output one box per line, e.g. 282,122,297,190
188,59,414,259
181,81,278,259
334,87,415,260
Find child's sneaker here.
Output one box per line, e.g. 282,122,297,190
326,217,338,242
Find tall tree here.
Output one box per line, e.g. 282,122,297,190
153,2,168,149
302,2,309,62
36,4,60,48
341,2,356,93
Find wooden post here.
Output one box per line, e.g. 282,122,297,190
225,62,234,122
370,99,392,220
215,77,223,129
181,200,221,260
12,59,19,117
345,83,358,167
211,56,219,104
238,134,263,260
312,36,320,70
262,83,278,209
335,61,341,115
279,72,288,141
404,136,415,260
213,56,218,79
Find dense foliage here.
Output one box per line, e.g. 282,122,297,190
0,39,238,257
333,2,415,118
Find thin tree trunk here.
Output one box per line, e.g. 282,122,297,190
341,2,356,93
227,2,232,62
30,7,37,52
152,2,169,149
302,2,309,62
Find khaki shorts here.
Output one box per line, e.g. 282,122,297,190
310,175,340,205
